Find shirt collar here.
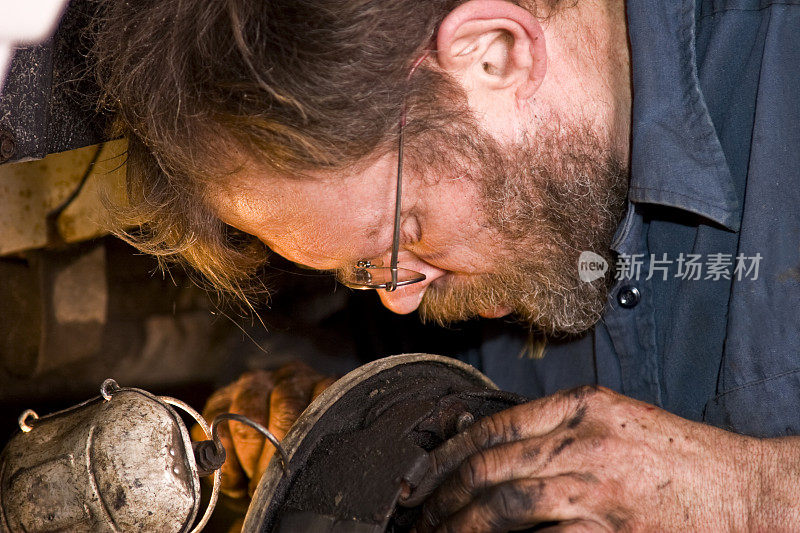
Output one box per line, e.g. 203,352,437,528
625,0,741,231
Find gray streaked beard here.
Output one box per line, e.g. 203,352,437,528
418,124,628,336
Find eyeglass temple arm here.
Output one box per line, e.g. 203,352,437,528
387,123,404,292
386,51,431,293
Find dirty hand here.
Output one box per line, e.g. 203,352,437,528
191,362,336,498
402,385,763,532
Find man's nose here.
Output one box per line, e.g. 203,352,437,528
377,260,446,315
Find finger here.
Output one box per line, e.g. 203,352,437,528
404,392,578,507
420,437,551,524
272,360,322,383
194,381,237,441
423,433,604,528
229,370,276,480
311,376,337,401
249,369,319,494
420,475,588,533
196,382,247,498
215,411,248,498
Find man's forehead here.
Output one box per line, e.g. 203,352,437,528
207,174,284,229
245,150,394,202
207,158,397,257
211,162,327,219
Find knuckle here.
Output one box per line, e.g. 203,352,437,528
562,385,617,406
594,385,614,395
591,433,607,451
428,448,443,478
569,385,601,402
460,452,490,492
470,418,498,448
276,361,317,380
236,369,273,390
587,432,609,455
271,393,305,414
231,424,259,442
575,420,612,454
470,414,516,449
487,483,533,525
271,411,298,431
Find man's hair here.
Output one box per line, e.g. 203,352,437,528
93,0,552,298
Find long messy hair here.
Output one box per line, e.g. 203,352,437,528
92,0,479,298
92,0,566,298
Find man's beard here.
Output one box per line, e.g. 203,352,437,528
414,120,629,336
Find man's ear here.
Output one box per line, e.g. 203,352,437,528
437,0,547,102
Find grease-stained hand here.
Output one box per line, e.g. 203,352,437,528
401,385,762,533
190,362,336,499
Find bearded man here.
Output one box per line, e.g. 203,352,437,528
93,0,800,530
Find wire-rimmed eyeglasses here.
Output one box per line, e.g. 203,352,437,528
339,53,430,292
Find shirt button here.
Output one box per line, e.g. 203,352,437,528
617,285,641,308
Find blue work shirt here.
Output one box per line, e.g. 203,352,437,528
461,0,800,438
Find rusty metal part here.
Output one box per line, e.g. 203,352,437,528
45,142,104,245
193,440,227,478
0,140,127,257
0,381,202,532
243,353,528,533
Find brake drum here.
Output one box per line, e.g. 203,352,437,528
243,353,527,533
